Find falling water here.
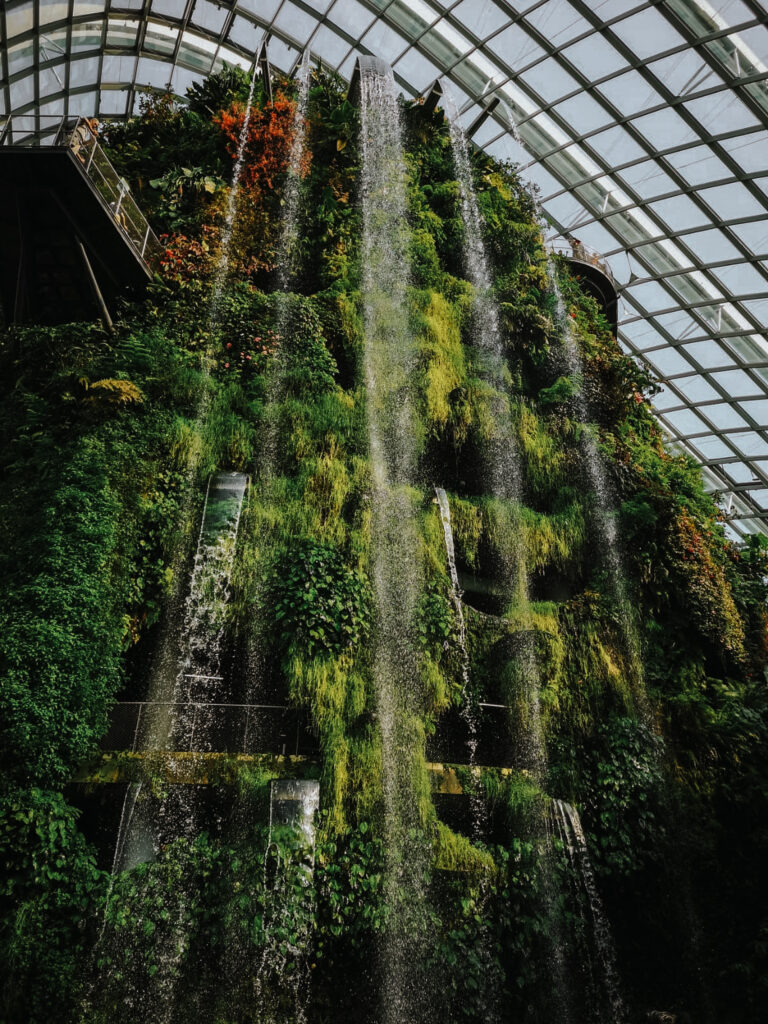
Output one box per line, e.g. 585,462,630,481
94,472,248,1023
258,49,313,483
434,487,470,691
442,87,521,508
442,89,548,782
131,37,263,768
91,780,144,949
435,486,487,837
100,473,246,906
125,471,249,754
547,261,646,705
168,471,249,748
443,89,584,1022
90,42,288,1024
110,781,142,874
359,59,427,1024
251,781,320,1024
276,49,312,292
210,52,262,319
553,799,627,1023
495,105,638,683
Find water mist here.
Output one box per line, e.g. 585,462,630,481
359,58,428,1024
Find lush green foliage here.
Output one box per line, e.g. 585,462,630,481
270,540,370,658
0,63,766,1024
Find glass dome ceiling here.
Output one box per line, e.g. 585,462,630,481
2,0,767,538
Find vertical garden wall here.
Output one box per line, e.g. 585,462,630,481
1,64,767,1024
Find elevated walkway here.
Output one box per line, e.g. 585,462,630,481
74,750,513,794
549,238,618,332
102,699,317,758
0,115,159,326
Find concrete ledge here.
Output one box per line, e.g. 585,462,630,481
73,751,316,786
74,752,513,792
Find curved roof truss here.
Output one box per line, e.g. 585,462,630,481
2,0,767,538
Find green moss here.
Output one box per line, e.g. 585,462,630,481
449,496,483,570
432,820,495,874
287,652,362,832
537,373,581,407
415,290,467,435
513,399,567,499
522,502,586,575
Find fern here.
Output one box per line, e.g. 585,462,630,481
81,377,144,406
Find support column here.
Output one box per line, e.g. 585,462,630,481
75,235,114,333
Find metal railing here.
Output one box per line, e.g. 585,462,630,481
548,237,616,288
103,700,311,756
0,114,159,264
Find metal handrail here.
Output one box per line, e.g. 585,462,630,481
0,114,159,265
113,700,292,710
548,238,616,287
0,113,69,146
106,699,305,756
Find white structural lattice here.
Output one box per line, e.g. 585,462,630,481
2,0,767,537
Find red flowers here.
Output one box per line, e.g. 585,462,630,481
220,325,280,372
214,92,311,200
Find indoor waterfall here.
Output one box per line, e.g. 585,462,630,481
210,45,262,319
5,35,764,1024
276,48,312,293
547,261,647,705
444,89,594,1022
434,486,485,837
258,48,313,482
442,87,547,783
553,799,627,1024
143,470,249,754
441,87,522,511
359,56,428,1024
252,781,321,1024
94,472,248,1022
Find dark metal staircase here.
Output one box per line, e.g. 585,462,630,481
0,115,160,326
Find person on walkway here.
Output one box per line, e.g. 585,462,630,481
71,117,99,163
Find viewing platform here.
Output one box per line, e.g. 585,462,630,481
0,115,159,326
101,699,317,759
549,238,618,332
74,749,513,795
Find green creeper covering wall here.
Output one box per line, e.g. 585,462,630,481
0,65,767,1024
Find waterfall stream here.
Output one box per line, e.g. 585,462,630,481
252,781,320,1024
277,49,312,293
442,87,520,506
105,470,247,879
258,49,313,484
359,57,427,1024
97,473,248,1023
434,486,470,693
435,485,487,838
443,90,584,1022
210,50,262,319
553,799,627,1024
442,90,547,783
170,471,249,748
546,260,647,708
92,48,322,1024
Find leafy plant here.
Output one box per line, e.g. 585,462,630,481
270,540,370,658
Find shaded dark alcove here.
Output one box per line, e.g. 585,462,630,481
68,783,238,872
0,131,157,326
